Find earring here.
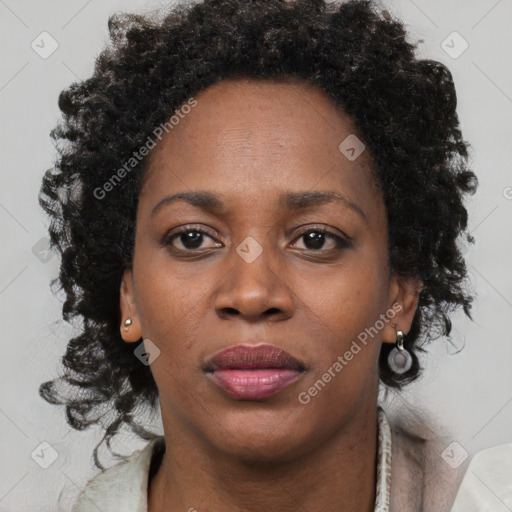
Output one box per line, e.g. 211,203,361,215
123,318,132,332
387,329,412,374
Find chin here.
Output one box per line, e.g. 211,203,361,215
204,408,318,464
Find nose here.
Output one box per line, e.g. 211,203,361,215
213,242,295,322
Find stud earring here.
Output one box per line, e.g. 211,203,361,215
123,318,132,332
387,329,412,374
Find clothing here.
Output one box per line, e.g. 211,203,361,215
450,443,512,511
71,408,392,512
71,409,512,512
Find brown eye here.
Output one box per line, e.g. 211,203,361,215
175,231,205,249
302,231,328,250
165,226,222,251
291,229,351,252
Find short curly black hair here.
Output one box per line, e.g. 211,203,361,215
39,0,478,469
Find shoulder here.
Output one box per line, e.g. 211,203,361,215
451,443,512,512
71,436,165,512
385,408,469,512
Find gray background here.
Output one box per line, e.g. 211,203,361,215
1,0,511,510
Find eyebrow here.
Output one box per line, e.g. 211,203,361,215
150,190,368,223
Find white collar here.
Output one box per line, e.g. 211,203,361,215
375,406,392,512
72,408,393,512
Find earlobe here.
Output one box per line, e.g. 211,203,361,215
381,275,423,344
119,269,143,343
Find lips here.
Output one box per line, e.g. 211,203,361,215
204,344,305,399
205,344,305,372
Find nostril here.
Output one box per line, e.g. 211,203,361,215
224,307,239,315
265,308,281,315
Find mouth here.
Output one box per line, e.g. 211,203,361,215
204,344,306,400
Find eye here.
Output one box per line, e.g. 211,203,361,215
290,228,351,252
164,226,223,251
163,225,351,254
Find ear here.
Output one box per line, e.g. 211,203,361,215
381,274,423,344
119,268,143,343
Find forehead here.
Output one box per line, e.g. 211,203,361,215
140,79,382,217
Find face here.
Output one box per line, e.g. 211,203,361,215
120,79,420,461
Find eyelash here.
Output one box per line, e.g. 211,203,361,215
163,224,352,254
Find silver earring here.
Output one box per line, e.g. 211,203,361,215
387,329,412,374
123,317,132,332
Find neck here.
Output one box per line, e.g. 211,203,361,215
148,405,379,512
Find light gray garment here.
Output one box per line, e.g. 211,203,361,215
71,408,505,512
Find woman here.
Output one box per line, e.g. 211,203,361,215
39,0,480,510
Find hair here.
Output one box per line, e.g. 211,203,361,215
39,0,477,469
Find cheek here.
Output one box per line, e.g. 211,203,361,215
133,263,207,358
295,270,385,413
294,264,389,402
301,261,387,337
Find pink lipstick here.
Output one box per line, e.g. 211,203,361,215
204,344,305,400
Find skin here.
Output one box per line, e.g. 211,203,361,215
119,78,422,512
